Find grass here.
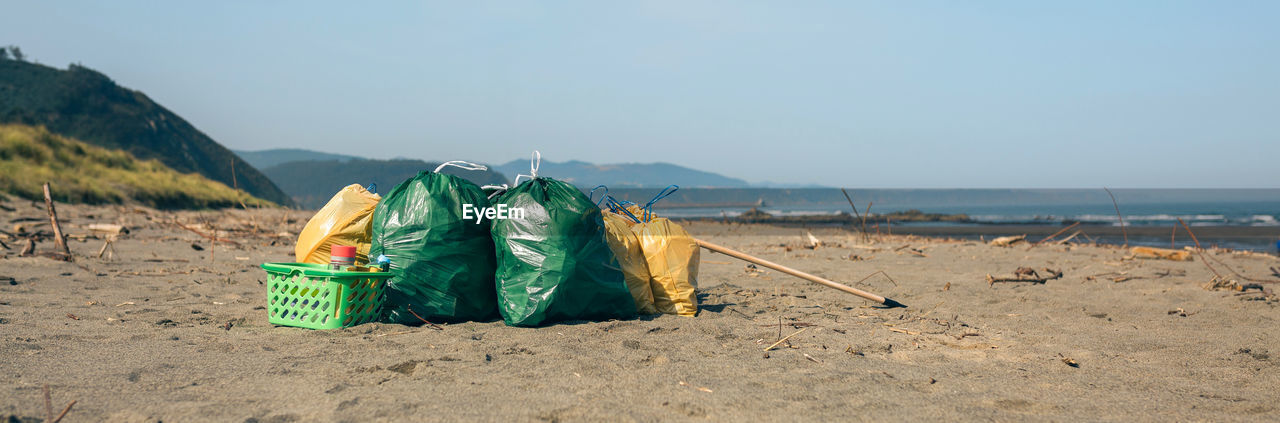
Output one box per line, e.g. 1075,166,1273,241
0,124,273,209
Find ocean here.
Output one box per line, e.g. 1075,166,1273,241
601,188,1280,251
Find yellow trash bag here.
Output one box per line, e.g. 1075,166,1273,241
627,186,698,316
295,184,381,265
601,211,659,315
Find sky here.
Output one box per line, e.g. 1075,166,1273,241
2,1,1277,188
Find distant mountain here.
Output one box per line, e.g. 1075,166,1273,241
495,159,750,188
260,158,510,209
0,124,270,209
234,148,361,170
0,57,291,205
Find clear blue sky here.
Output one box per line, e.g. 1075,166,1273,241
3,1,1276,187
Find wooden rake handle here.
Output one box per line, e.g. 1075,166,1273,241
694,238,906,308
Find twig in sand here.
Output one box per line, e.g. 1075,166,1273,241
406,306,444,330
172,219,243,247
678,381,714,393
764,327,808,351
855,270,899,287
1027,222,1081,250
1179,218,1278,283
43,384,53,423
1055,231,1082,245
52,400,75,423
20,238,35,256
987,268,1063,285
886,327,919,335
840,188,870,243
1103,187,1127,247
864,202,875,240
96,237,116,260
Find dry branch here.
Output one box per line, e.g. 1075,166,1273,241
42,183,72,261
1104,187,1128,247
172,220,243,247
764,327,808,351
1028,222,1081,249
987,268,1063,285
840,188,869,243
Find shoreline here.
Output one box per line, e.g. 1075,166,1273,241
677,220,1280,252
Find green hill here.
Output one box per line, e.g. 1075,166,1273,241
0,56,292,205
261,158,510,209
0,124,271,209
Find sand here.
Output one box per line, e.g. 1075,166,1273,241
2,201,1279,422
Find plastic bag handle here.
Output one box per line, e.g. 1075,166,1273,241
512,150,542,185
366,183,377,194
481,184,509,200
606,197,643,223
642,185,679,222
589,185,609,206
434,160,488,173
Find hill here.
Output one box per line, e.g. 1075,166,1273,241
260,159,510,209
233,148,361,170
0,56,292,205
0,124,270,209
494,159,750,188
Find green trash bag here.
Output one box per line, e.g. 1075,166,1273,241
370,162,499,324
490,174,638,327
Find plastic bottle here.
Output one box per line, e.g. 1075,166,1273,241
330,245,356,270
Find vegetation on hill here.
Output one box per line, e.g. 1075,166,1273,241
0,124,271,209
260,159,510,209
0,52,292,205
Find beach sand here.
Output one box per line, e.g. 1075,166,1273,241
2,202,1279,421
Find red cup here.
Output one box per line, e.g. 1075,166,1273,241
330,245,357,269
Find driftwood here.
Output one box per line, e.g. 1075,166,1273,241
804,231,822,249
987,267,1063,285
1131,246,1192,261
87,223,125,235
42,183,72,261
989,234,1026,247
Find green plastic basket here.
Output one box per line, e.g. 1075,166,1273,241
261,262,391,329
